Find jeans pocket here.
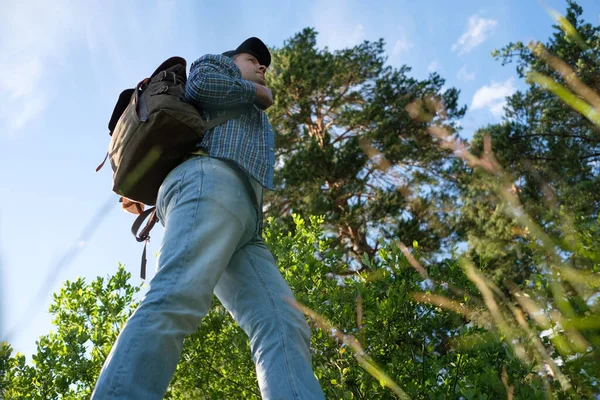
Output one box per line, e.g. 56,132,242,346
157,166,187,221
246,178,263,236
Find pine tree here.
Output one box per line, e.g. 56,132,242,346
265,28,466,267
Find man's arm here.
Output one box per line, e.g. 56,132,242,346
184,54,257,109
254,84,274,109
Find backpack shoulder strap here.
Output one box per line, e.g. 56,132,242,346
205,108,247,130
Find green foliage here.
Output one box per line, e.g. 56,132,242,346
1,214,598,398
463,0,600,277
442,3,600,397
0,266,139,399
265,28,466,264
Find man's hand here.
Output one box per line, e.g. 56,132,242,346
255,84,274,109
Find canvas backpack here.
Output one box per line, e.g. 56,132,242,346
97,56,243,279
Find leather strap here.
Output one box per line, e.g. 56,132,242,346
96,152,109,172
140,242,148,280
132,207,158,241
131,207,159,279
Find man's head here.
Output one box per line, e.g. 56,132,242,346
231,53,267,85
223,37,271,85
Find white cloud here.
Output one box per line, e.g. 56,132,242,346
388,27,414,65
350,24,366,45
392,37,414,56
311,0,366,49
11,98,47,131
428,60,441,73
452,15,498,55
471,78,517,118
0,0,84,133
0,1,175,134
457,65,476,81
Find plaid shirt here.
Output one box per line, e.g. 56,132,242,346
184,54,275,190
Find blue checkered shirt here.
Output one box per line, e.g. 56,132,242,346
184,54,275,190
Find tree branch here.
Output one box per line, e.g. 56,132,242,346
524,152,600,161
207,365,261,397
332,126,360,145
324,77,354,117
521,132,595,142
580,152,600,160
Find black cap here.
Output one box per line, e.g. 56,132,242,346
223,37,271,68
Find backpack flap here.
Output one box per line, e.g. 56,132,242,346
108,88,135,135
107,56,186,135
150,56,186,78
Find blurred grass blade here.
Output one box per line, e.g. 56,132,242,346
547,8,589,50
528,72,600,126
289,298,410,399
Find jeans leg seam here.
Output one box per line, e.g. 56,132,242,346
242,247,300,399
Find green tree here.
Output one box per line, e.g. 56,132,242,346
435,3,600,397
460,0,600,278
265,28,466,265
0,266,139,399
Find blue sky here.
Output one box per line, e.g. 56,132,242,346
2,0,600,359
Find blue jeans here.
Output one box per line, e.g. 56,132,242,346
92,156,324,399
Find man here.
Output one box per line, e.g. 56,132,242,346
92,38,325,399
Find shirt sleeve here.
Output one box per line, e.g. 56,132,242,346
184,54,257,109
